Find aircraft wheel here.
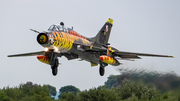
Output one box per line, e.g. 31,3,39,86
99,66,105,76
52,67,58,76
51,59,59,76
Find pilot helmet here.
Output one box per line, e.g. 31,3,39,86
60,22,64,26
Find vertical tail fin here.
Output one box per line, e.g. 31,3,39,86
89,18,113,45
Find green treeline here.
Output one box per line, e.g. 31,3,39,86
1,69,180,101
58,79,180,101
105,69,180,93
59,85,80,96
0,82,53,101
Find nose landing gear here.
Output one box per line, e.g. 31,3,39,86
48,51,59,76
51,58,59,76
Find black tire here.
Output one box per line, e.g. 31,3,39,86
52,59,59,76
99,66,105,76
52,66,58,76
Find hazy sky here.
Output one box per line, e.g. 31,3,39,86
0,0,180,91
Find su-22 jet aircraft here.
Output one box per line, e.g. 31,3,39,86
8,18,174,76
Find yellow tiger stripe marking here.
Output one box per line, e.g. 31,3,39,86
106,18,113,24
52,32,58,46
56,32,61,46
51,31,90,51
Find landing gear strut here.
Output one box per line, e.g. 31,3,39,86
51,59,59,76
48,51,59,76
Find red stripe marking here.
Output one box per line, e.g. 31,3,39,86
112,59,115,64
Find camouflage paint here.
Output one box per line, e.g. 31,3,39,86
106,18,113,25
69,30,87,40
90,18,113,45
99,55,116,65
50,31,90,51
37,55,50,65
107,46,114,55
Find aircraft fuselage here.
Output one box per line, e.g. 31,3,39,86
40,30,100,64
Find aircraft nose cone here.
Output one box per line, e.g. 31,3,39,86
99,56,104,61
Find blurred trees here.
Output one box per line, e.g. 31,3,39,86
0,92,10,101
1,70,180,101
57,79,180,101
59,85,80,95
76,86,119,101
58,86,119,101
59,92,76,101
115,79,160,100
105,71,180,93
58,85,80,99
0,82,53,101
104,75,117,88
46,84,56,96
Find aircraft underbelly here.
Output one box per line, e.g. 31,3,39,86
78,52,100,64
68,44,100,64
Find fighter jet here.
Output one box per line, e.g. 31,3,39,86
8,18,174,76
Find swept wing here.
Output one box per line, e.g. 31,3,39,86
84,45,173,59
114,50,174,58
8,51,45,57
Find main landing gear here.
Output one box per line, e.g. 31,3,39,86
99,66,105,76
99,62,108,76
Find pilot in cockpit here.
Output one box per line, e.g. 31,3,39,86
60,22,64,26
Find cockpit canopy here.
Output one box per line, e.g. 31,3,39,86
48,25,63,31
48,24,68,31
